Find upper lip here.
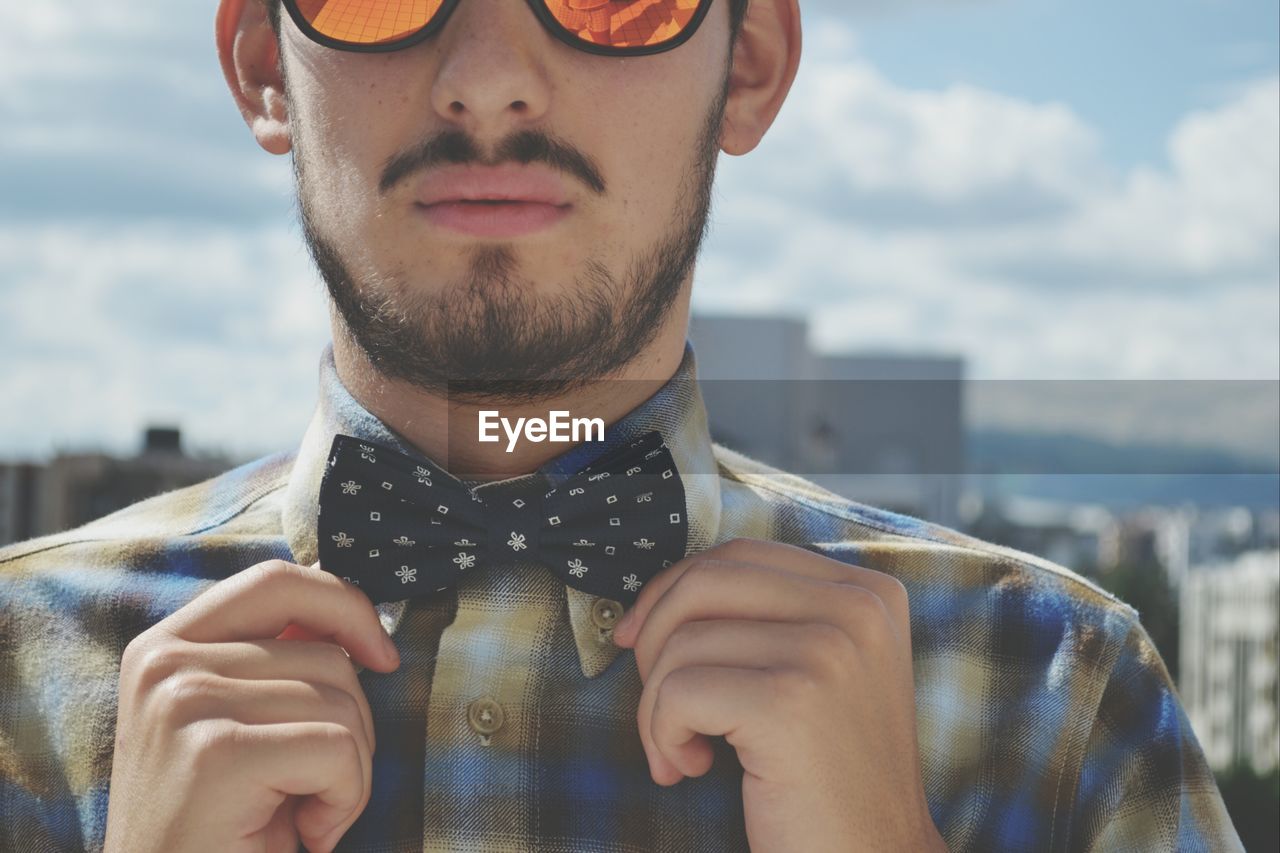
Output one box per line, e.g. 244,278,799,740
414,164,572,207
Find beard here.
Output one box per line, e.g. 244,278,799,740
291,76,730,405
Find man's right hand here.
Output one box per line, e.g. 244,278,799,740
103,559,401,853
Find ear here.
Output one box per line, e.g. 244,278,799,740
216,0,292,155
720,0,802,156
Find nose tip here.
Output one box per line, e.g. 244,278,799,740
428,0,553,130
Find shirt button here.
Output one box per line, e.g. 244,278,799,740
591,597,624,631
467,697,505,736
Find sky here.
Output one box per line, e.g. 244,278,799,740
1,0,1277,462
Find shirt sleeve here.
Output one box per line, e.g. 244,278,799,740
1069,616,1243,852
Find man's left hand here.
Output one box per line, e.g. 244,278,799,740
611,538,946,852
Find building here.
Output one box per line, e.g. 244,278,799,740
688,313,965,527
0,463,41,546
0,427,234,547
1105,505,1276,589
1181,549,1280,773
687,314,815,470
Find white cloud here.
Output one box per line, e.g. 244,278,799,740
698,20,1280,381
0,223,331,461
0,8,1275,464
742,22,1110,210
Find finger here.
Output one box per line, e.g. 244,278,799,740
262,794,301,853
635,619,850,783
617,538,908,645
162,560,399,673
626,559,894,681
277,623,328,642
217,720,369,853
195,638,377,754
648,665,778,783
161,674,373,811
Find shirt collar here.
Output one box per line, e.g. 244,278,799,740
281,340,722,678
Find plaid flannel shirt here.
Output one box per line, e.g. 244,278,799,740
0,341,1241,852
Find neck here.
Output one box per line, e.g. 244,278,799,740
330,302,691,482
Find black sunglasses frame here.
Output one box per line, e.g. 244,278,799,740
281,0,718,57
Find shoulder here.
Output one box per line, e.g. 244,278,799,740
0,451,298,829
711,444,1197,844
0,450,295,569
711,441,1141,650
0,449,297,613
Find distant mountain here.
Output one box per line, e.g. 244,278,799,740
967,429,1279,508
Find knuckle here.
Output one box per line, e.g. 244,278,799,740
717,537,756,559
126,639,192,687
652,667,687,711
119,633,149,671
878,574,909,608
332,686,364,729
317,722,362,765
801,623,856,675
322,640,358,672
118,633,152,679
836,587,897,650
187,718,241,772
156,671,223,722
834,583,883,618
767,666,821,710
249,558,300,586
679,556,728,589
663,621,702,658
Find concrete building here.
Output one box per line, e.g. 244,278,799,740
0,427,234,547
0,463,41,546
1105,506,1276,589
688,313,965,528
687,314,816,470
1181,549,1280,773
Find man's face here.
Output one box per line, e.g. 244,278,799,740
275,0,736,400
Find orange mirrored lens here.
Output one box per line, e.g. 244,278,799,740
542,0,701,48
295,0,445,45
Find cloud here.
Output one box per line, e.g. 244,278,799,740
697,21,1279,380
968,76,1280,286
0,0,293,225
0,6,1275,463
743,24,1112,211
0,223,331,460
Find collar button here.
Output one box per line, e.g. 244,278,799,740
591,597,624,631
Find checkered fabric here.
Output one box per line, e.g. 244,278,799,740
0,341,1241,851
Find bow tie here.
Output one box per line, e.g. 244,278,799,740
316,430,688,605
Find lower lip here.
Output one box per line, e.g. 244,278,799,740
414,200,571,237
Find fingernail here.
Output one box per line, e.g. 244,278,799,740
382,630,400,666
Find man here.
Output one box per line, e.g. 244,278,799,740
0,0,1242,850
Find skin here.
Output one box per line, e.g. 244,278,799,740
103,1,945,850
104,561,402,853
218,0,798,479
612,539,947,851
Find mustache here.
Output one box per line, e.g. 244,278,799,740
379,128,607,197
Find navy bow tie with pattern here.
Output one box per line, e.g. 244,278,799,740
316,431,688,606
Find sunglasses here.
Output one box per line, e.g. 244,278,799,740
281,0,717,57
